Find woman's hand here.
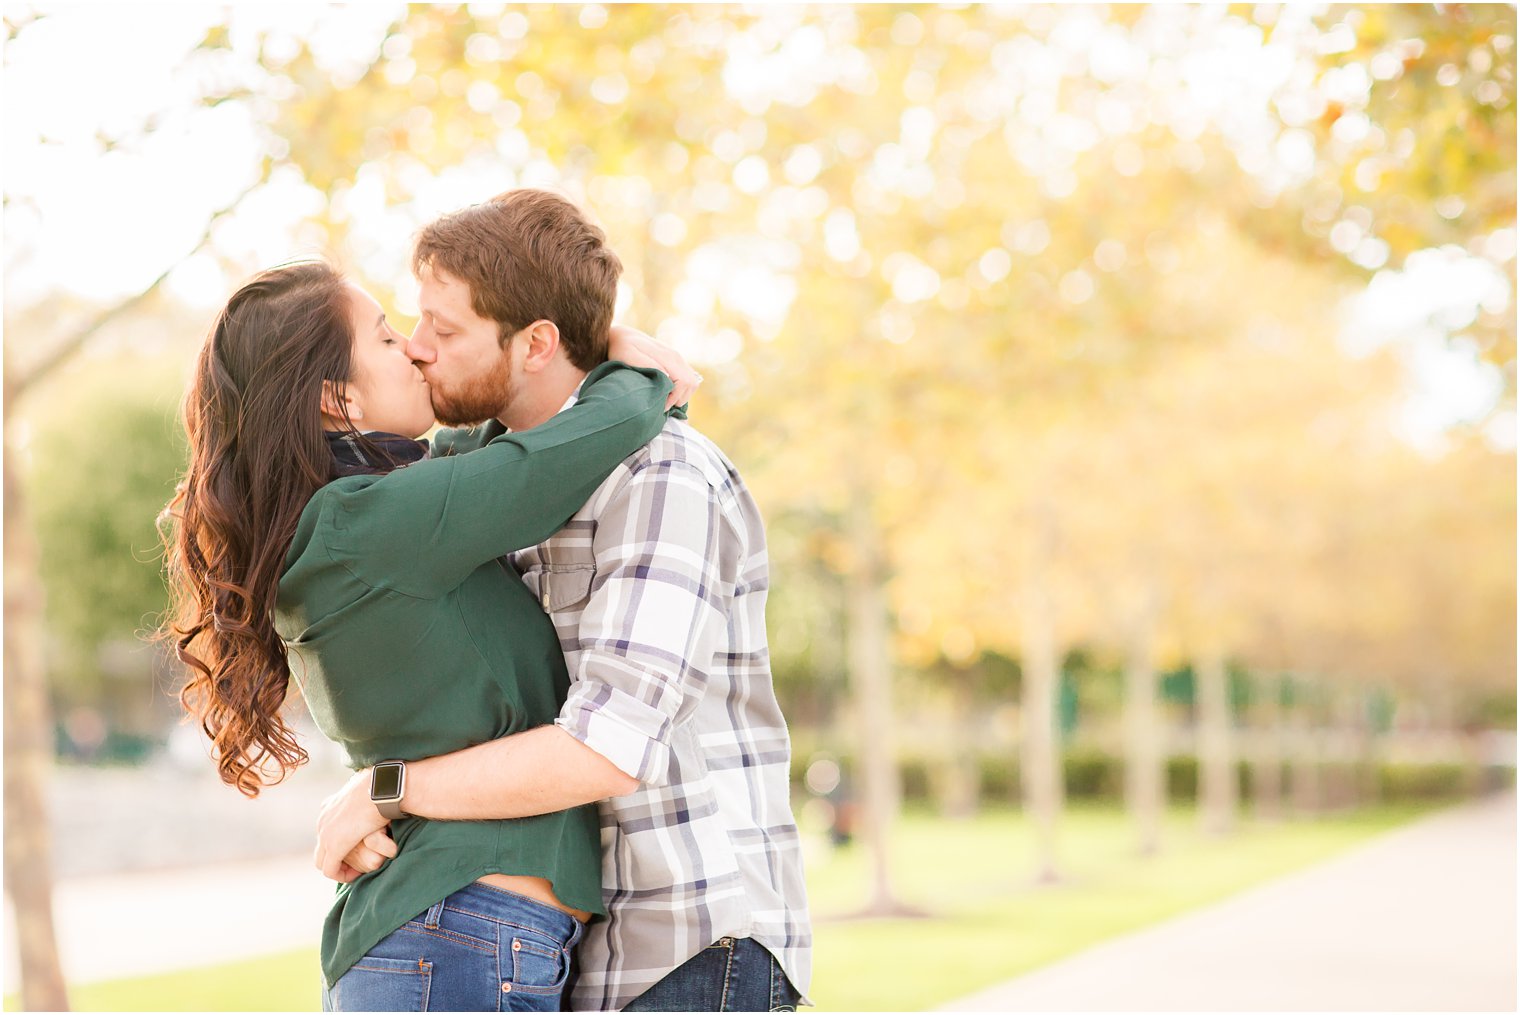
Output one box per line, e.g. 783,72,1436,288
607,325,702,410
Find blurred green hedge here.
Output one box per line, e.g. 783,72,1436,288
794,750,1510,808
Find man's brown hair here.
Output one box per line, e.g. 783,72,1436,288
412,189,622,370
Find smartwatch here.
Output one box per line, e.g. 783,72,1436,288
370,760,408,821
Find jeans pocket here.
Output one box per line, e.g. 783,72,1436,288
331,955,432,1012
623,941,734,1012
767,947,801,1012
507,932,572,994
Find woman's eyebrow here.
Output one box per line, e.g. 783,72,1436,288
375,312,386,331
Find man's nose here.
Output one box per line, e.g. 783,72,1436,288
406,333,435,364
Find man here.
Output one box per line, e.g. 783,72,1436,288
313,188,811,1012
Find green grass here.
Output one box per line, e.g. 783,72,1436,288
805,801,1431,1011
8,801,1436,1012
26,949,320,1013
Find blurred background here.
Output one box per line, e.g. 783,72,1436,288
2,3,1515,1011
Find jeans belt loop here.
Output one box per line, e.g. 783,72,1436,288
424,898,445,929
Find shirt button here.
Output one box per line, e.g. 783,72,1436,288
541,588,551,610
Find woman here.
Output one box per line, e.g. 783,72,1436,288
159,261,693,1011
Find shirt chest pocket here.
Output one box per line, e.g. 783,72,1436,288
541,564,596,613
521,549,598,614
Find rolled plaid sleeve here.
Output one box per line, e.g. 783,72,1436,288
555,457,732,787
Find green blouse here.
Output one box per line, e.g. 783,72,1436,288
275,362,672,988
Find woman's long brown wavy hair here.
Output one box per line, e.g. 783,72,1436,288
158,261,365,797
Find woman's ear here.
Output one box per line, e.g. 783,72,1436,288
519,320,562,374
320,379,363,423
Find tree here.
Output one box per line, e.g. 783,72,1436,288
193,1,1515,892
22,350,196,758
2,8,308,1003
3,213,248,1012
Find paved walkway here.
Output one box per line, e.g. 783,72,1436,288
943,792,1517,1012
6,785,1514,1006
4,761,343,989
4,853,329,988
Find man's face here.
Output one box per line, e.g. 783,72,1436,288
408,267,518,426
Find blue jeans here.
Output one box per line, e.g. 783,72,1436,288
622,936,801,1012
323,882,584,1012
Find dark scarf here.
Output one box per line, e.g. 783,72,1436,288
325,430,430,478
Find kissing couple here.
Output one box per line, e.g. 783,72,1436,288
161,188,811,1012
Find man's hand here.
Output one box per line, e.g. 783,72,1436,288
341,829,399,881
315,768,393,882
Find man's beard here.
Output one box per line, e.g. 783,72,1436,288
430,347,517,426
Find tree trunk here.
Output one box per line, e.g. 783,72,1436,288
1250,675,1284,823
1195,647,1237,836
1355,687,1382,806
3,442,71,1011
1329,684,1363,810
1289,681,1323,817
1122,608,1164,855
1313,684,1354,812
846,499,911,915
1020,506,1062,883
0,172,255,1013
1429,683,1480,797
940,672,980,820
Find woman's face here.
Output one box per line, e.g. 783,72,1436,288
341,285,435,438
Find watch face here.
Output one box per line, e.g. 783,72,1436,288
372,764,403,800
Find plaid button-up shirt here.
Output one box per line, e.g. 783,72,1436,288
510,408,812,1011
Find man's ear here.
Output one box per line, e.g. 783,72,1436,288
518,320,562,374
320,379,363,422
